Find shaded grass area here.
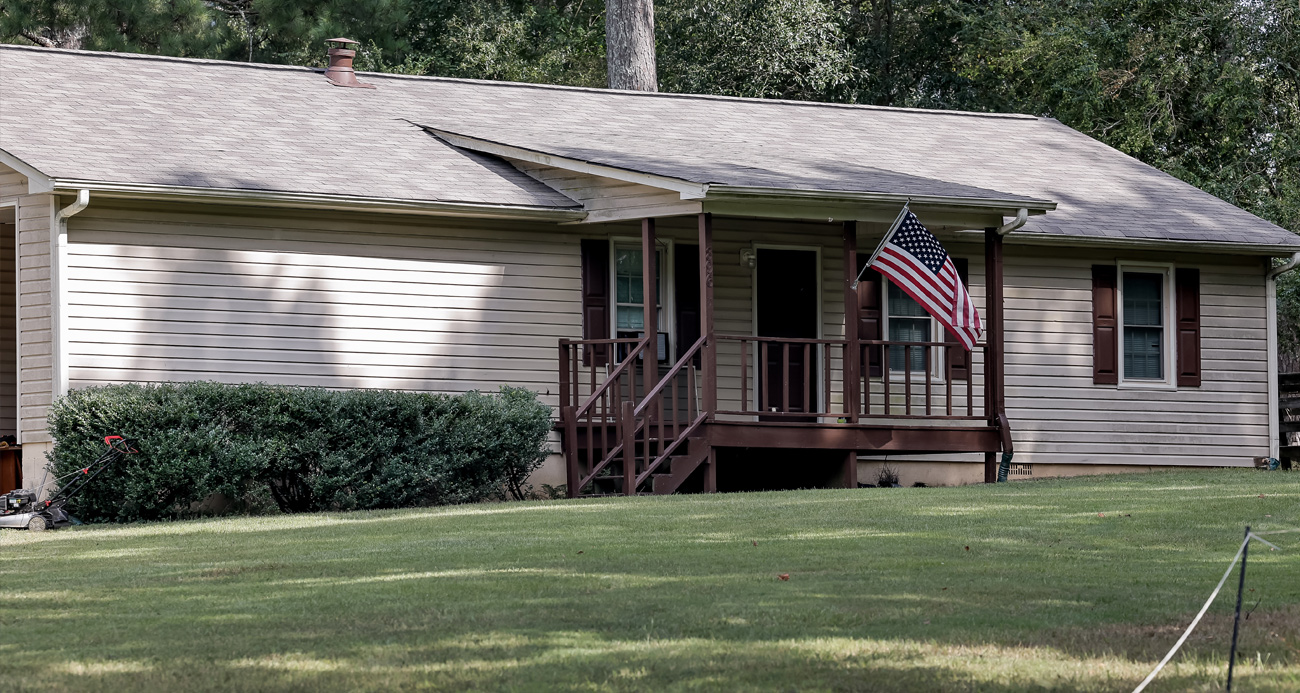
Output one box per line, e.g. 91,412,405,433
2,470,1300,691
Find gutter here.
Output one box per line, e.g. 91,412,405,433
1266,251,1300,461
46,180,586,222
990,230,1300,257
53,189,90,399
702,186,1053,217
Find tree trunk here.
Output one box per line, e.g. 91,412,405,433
606,0,658,91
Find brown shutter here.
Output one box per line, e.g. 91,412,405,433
675,243,701,365
580,239,610,366
1092,265,1118,385
942,258,972,380
1176,267,1201,387
857,263,884,377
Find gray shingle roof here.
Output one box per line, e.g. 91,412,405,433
2,44,1296,248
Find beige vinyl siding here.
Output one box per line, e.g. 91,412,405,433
0,169,26,198
1001,248,1269,467
63,203,582,408
17,196,51,444
510,161,702,224
44,195,1275,470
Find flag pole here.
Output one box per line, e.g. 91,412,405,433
851,200,910,289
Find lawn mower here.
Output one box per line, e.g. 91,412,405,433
0,436,138,531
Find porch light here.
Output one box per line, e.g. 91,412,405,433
739,248,756,269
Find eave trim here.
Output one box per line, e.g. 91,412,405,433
0,148,54,193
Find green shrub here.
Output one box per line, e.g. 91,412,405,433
46,382,553,523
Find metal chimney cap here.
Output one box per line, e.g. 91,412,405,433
325,38,360,45
322,37,375,89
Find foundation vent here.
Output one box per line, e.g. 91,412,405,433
1009,463,1033,477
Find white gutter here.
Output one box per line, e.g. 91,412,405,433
52,189,89,398
986,230,1300,257
49,181,585,222
703,187,1053,215
1266,251,1300,460
995,208,1029,235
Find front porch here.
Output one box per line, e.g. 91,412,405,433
558,212,1014,497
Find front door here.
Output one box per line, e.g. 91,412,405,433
755,248,819,417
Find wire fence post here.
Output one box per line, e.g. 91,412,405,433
1226,525,1250,692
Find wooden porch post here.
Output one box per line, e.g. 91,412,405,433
642,218,658,397
563,406,580,498
843,449,858,488
984,227,1006,483
843,221,860,423
699,213,716,415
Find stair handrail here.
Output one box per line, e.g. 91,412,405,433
632,335,707,418
632,336,710,486
635,415,707,487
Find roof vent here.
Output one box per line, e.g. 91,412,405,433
323,38,375,89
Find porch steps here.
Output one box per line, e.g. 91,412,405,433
651,437,710,495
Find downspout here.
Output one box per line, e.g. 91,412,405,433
53,189,89,398
1266,252,1300,461
995,208,1028,236
991,209,1026,480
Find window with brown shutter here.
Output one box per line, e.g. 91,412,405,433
856,262,883,377
580,239,610,366
1092,265,1119,385
945,258,971,380
1175,268,1201,387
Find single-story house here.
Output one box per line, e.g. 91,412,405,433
1,43,1296,495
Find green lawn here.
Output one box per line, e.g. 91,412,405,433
2,470,1300,692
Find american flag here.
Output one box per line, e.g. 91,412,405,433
868,210,982,350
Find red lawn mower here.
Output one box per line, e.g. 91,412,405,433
0,436,138,531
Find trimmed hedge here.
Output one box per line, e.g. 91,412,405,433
47,382,553,523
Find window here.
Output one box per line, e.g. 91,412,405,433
1122,271,1164,380
887,282,931,372
612,244,670,360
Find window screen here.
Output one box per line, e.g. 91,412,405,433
887,283,930,372
1123,272,1163,380
614,247,663,334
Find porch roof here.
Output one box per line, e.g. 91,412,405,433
1,44,1297,251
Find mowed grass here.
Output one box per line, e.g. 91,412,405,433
2,471,1300,692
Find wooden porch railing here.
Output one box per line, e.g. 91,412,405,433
714,335,986,421
559,335,990,496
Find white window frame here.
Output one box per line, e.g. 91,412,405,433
880,276,946,381
610,237,674,361
1116,261,1177,390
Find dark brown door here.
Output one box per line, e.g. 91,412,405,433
756,248,819,417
